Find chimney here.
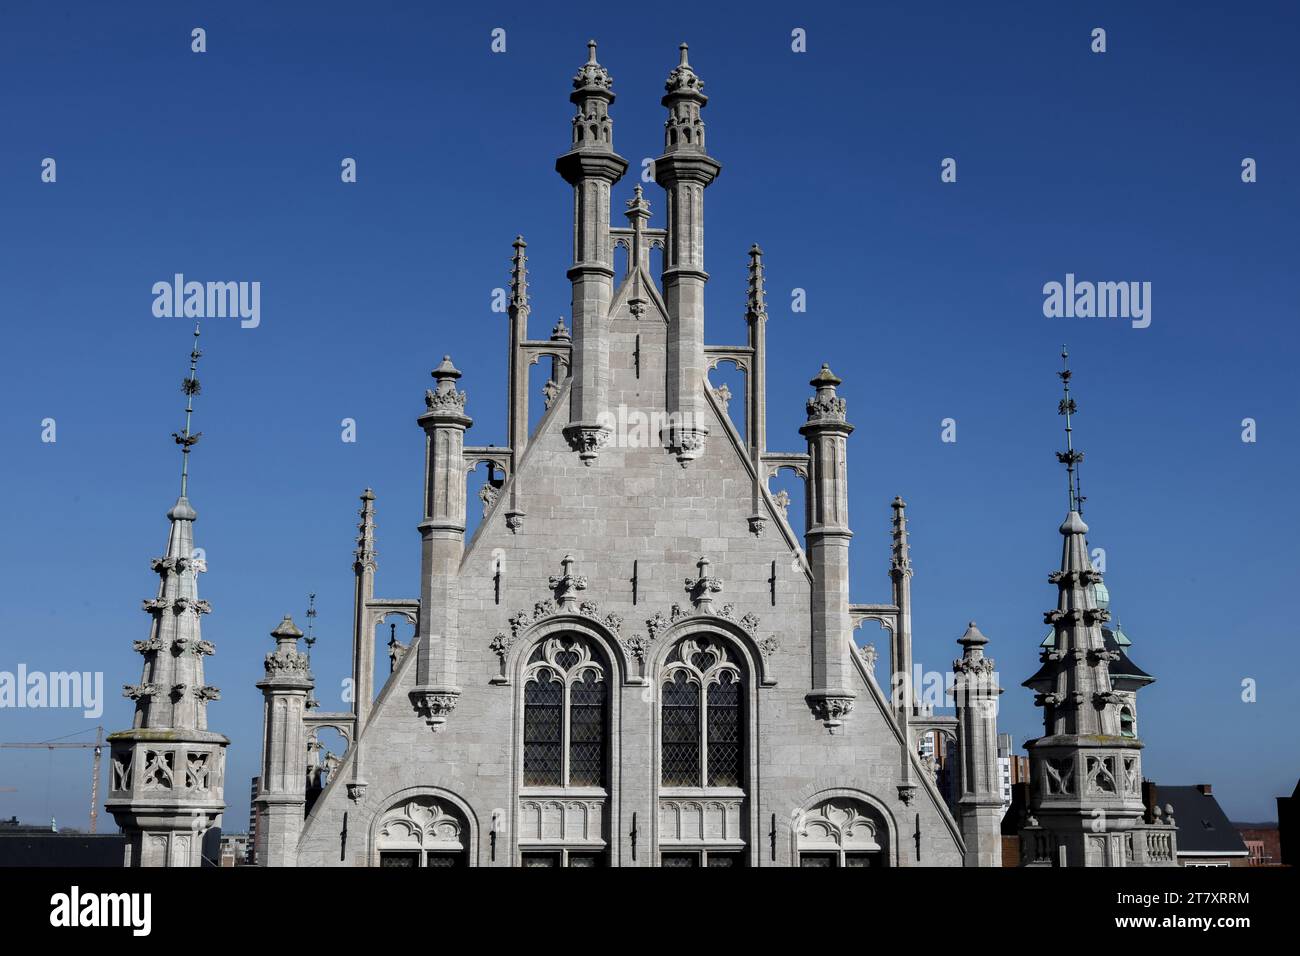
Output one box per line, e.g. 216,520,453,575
1196,783,1213,795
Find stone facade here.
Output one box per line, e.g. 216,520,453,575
254,41,998,868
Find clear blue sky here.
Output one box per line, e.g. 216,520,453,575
1,1,1296,829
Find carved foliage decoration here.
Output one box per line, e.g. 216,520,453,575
797,798,881,851
376,796,465,851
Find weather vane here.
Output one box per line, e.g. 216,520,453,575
305,593,318,656
1056,345,1086,514
171,323,203,497
305,592,319,709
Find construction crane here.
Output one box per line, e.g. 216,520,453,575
0,726,103,832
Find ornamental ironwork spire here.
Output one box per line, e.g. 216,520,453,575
172,323,203,498
1056,346,1085,515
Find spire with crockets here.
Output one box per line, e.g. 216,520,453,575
107,326,228,867
1016,348,1168,866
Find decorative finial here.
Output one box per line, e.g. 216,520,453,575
1056,346,1085,514
510,236,529,315
890,495,912,578
746,244,767,320
171,323,203,498
679,42,690,66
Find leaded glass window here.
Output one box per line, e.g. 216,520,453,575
706,671,742,787
569,670,606,787
661,671,700,787
660,636,745,789
523,669,562,787
522,635,607,789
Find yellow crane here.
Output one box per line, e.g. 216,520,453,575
0,726,103,832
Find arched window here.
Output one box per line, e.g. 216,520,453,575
660,636,744,789
1119,706,1136,738
523,636,607,789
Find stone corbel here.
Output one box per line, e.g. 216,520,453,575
806,691,855,732
410,686,460,732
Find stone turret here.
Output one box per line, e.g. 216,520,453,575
953,622,1003,867
106,325,228,867
556,41,628,463
800,365,856,730
410,356,472,730
254,615,313,867
655,43,721,465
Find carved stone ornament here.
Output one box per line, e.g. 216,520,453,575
684,556,723,612
953,655,996,676
347,782,368,802
264,647,310,675
410,688,459,732
122,683,159,701
808,694,855,731
563,423,612,465
549,554,588,609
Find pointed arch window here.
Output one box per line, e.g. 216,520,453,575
1119,706,1136,738
523,636,607,789
660,636,744,788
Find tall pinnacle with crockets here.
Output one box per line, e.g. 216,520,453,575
656,43,721,465
557,40,628,463
107,325,229,867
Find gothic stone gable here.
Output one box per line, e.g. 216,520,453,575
294,378,964,866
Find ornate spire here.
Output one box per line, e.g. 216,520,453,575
746,244,767,322
1056,346,1085,515
567,39,616,152
661,42,708,153
171,323,203,498
509,236,529,317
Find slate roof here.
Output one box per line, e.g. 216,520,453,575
1159,786,1249,856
